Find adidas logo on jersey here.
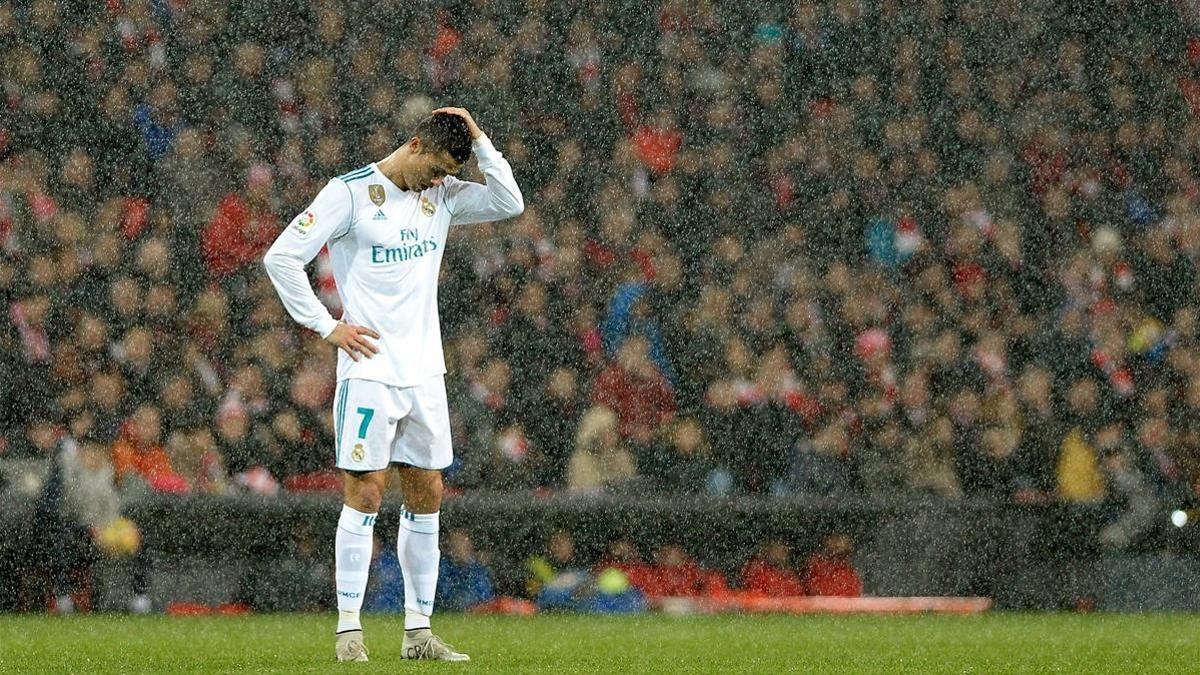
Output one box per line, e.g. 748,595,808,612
373,208,387,221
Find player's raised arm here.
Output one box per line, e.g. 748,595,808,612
434,107,525,226
263,180,380,360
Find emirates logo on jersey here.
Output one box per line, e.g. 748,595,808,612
420,196,436,217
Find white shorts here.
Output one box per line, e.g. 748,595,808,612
333,375,453,472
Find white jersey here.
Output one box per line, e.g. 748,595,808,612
264,134,523,387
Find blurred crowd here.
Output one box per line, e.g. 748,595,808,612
241,527,862,614
3,0,1200,534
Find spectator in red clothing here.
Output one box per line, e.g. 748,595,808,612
635,545,727,598
801,534,863,597
595,539,653,591
632,109,683,175
741,541,805,597
591,336,675,445
111,404,187,493
202,164,280,280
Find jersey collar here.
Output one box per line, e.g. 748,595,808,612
371,162,408,194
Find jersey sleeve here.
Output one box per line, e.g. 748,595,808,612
263,179,354,338
444,134,525,226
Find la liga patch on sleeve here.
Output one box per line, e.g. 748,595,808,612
291,210,317,237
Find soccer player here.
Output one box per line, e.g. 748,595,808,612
263,107,523,662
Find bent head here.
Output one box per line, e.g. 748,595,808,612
400,113,472,191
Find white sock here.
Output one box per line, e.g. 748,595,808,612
335,504,376,633
397,506,439,630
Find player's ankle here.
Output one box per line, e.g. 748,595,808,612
404,609,432,631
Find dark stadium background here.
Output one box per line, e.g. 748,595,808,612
2,0,1200,614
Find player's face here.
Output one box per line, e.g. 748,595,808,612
409,147,462,192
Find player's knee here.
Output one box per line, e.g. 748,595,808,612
353,490,383,513
403,471,443,512
418,479,443,505
344,473,386,512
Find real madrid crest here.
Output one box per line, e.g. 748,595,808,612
368,184,386,206
352,443,365,462
421,196,436,217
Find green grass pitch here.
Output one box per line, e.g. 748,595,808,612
1,613,1198,673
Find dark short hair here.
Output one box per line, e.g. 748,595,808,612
413,113,473,164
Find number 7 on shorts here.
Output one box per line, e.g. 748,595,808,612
356,407,374,439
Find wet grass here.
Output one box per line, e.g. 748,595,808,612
0,612,1198,673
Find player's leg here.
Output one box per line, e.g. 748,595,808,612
396,464,443,630
396,466,467,661
392,376,468,661
332,379,396,662
335,469,386,663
